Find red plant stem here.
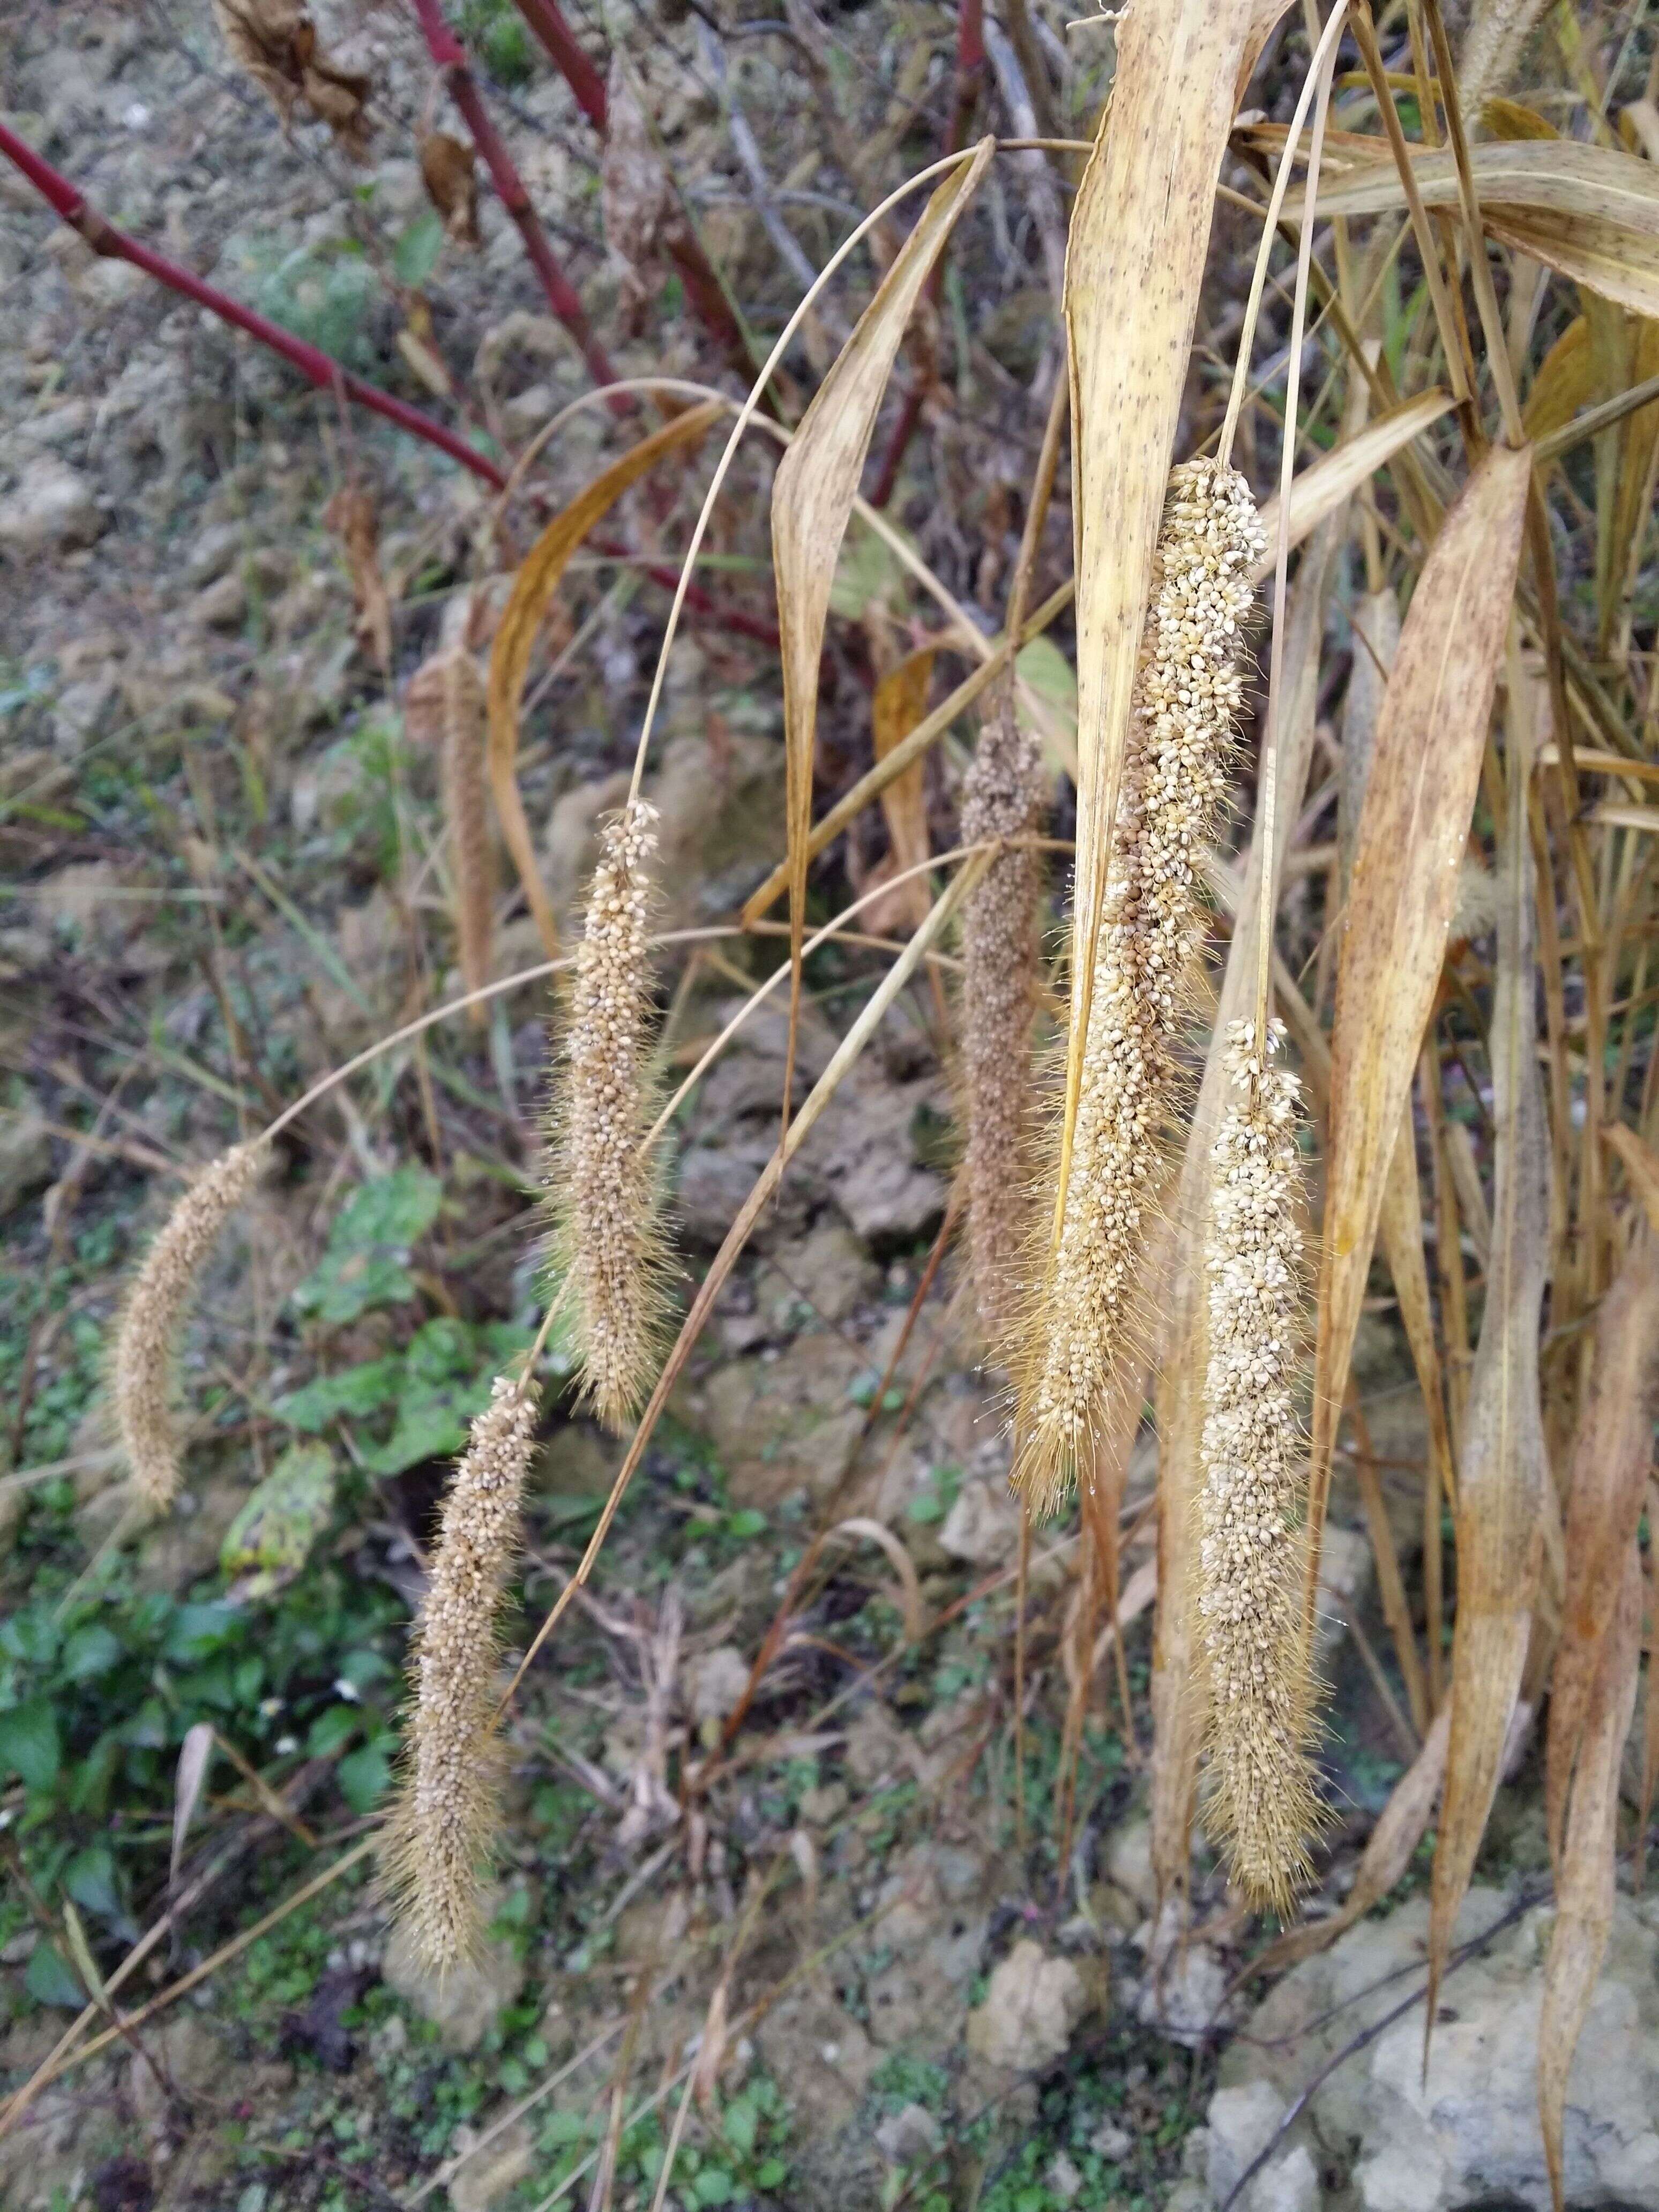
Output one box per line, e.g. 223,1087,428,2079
507,0,755,382
409,0,626,409
0,118,507,487
513,0,608,129
0,121,775,646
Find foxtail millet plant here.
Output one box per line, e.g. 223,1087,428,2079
1017,458,1266,1513
380,1373,540,1972
408,646,493,1024
113,1139,266,1513
959,684,1046,1355
1197,1018,1319,1911
546,797,671,1431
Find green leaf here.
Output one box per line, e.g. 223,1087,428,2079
722,2097,759,2156
332,1167,442,1252
64,1844,122,1923
273,1356,402,1430
163,1603,241,1665
403,1316,480,1385
59,1625,123,1682
355,1400,469,1477
290,1250,416,1325
307,1706,361,1758
24,1940,85,2010
694,2169,735,2206
221,1444,337,1594
394,208,443,290
0,1697,60,1791
724,1509,767,1542
337,1743,391,1814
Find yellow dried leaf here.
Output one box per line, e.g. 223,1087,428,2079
772,142,992,1118
1306,443,1533,1606
1539,1545,1642,2212
486,402,721,961
862,646,936,936
1523,316,1593,443
1545,1223,1659,1862
324,485,392,674
1298,137,1659,319
1252,390,1454,582
1427,699,1551,2046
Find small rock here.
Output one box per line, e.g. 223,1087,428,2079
875,2102,943,2166
1214,1885,1659,2212
1138,1902,1230,2046
1100,1813,1157,1929
1090,2117,1134,2161
50,677,117,756
448,2118,535,2212
1045,2150,1084,2203
129,2014,229,2126
938,1477,1020,1567
187,519,245,585
0,459,104,554
755,1220,878,1330
383,1920,524,2053
192,572,248,631
966,1939,1087,2071
1209,2082,1292,2207
0,1114,53,1217
799,1782,847,1827
687,1645,750,1723
1253,2146,1321,2212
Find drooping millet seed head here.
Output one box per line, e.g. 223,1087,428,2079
959,684,1046,1358
547,798,670,1432
113,1140,266,1513
380,1374,539,1975
1017,458,1265,1514
1197,1018,1321,1913
408,647,492,1023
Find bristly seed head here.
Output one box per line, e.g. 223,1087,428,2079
960,685,1046,1357
546,798,671,1432
380,1374,539,1975
113,1140,266,1513
1197,1018,1320,1913
1017,458,1266,1513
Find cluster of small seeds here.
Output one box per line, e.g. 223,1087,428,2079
1198,1019,1319,1911
408,647,492,1020
1019,458,1265,1511
960,686,1047,1356
382,1375,539,1972
550,798,669,1431
114,1139,266,1512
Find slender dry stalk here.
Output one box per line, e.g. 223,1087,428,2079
1197,1019,1320,1911
380,1374,539,1973
407,647,492,1023
112,1140,266,1513
1015,459,1266,1512
959,685,1045,1354
546,798,671,1431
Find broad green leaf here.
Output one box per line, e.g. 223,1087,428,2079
59,1624,123,1682
273,1355,403,1430
64,1843,122,1923
394,208,443,289
337,1742,392,1814
0,1697,59,1791
290,1250,415,1325
221,1444,337,1597
25,1940,85,2009
331,1166,442,1252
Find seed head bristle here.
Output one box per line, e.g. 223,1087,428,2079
113,1140,266,1513
1197,1018,1321,1913
959,686,1046,1357
380,1374,538,1975
546,798,671,1432
409,647,492,1025
1017,458,1266,1513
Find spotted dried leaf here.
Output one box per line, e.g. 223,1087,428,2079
211,0,371,159
418,130,479,249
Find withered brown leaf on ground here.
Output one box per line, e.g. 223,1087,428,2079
601,57,677,333
418,130,479,249
211,0,371,159
324,485,393,675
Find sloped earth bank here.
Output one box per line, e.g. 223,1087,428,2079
3,5,1653,2212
